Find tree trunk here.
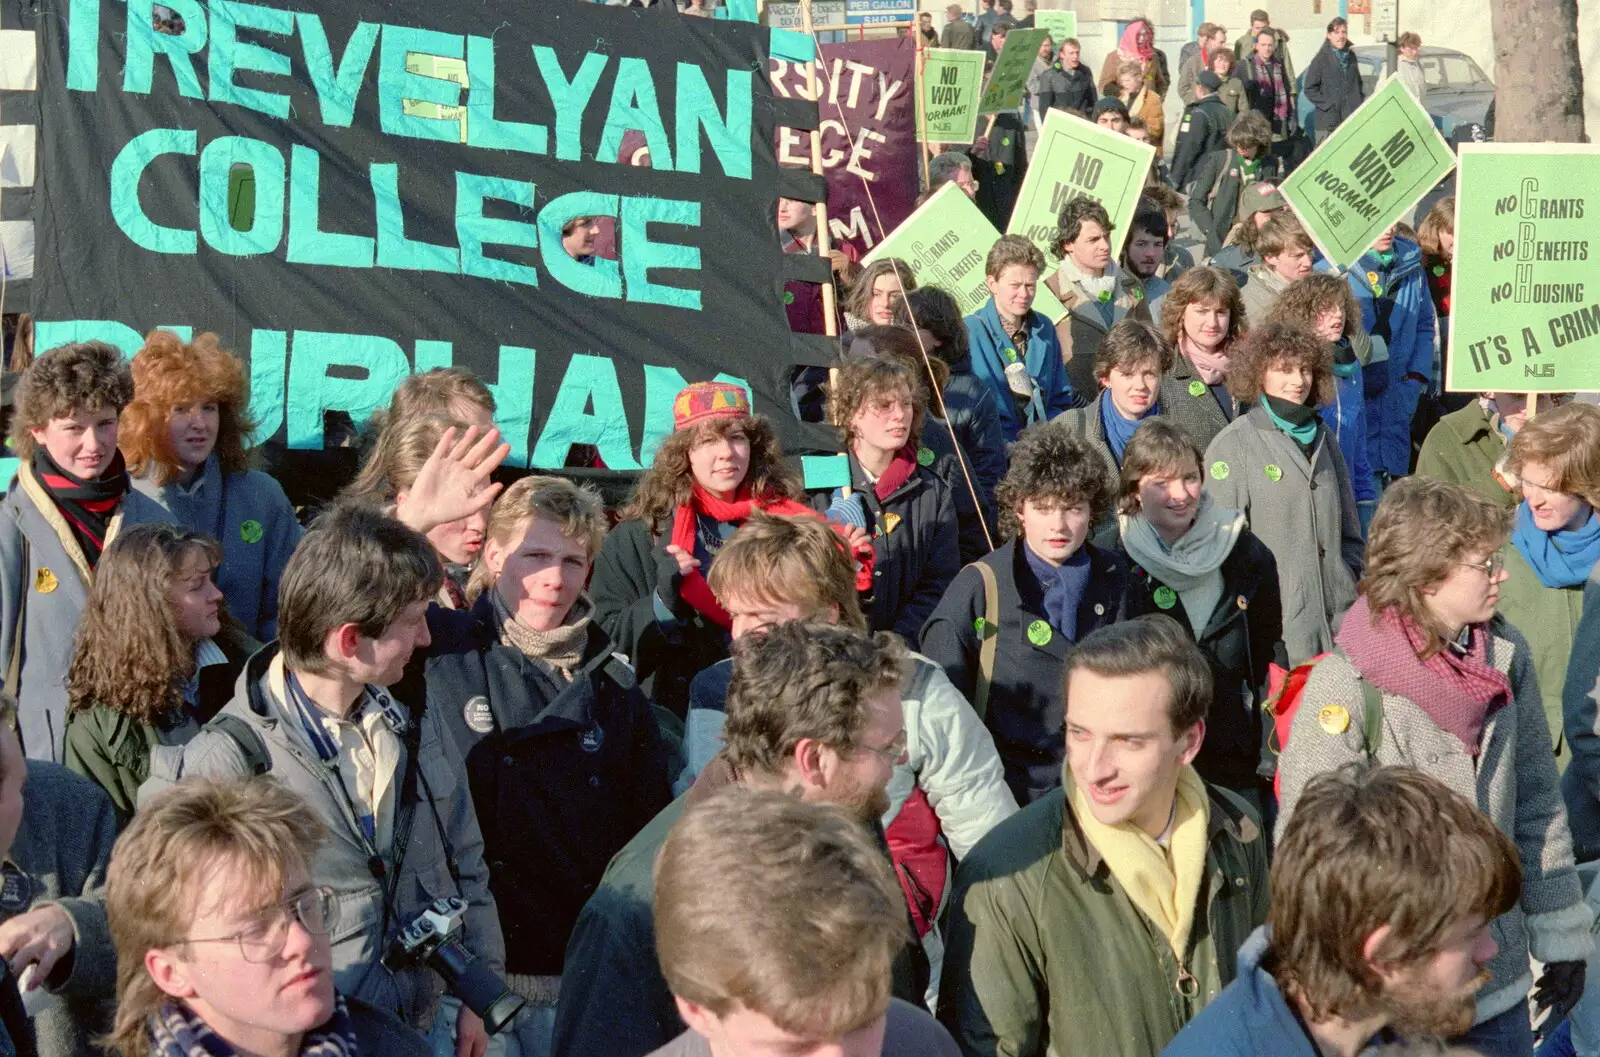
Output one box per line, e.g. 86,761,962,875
1488,0,1585,141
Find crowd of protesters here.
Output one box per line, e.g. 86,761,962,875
0,5,1586,1057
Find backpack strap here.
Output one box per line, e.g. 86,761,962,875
4,535,27,702
971,562,1000,721
209,713,272,777
1333,647,1384,757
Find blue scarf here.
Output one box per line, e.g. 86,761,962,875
1099,389,1153,465
1023,542,1091,641
1512,503,1600,589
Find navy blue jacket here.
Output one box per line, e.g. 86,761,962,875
1348,237,1436,479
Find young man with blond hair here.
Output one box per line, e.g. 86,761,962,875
648,789,959,1056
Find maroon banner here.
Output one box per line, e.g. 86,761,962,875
770,37,919,259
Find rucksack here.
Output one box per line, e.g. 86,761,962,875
1263,648,1383,799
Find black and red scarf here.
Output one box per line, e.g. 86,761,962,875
33,448,129,567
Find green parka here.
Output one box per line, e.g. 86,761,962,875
938,777,1268,1057
1498,543,1580,767
1414,401,1518,510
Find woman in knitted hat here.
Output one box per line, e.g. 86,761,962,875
592,382,864,717
428,476,671,1057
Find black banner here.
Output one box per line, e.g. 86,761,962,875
32,0,828,471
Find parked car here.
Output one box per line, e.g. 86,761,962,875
1297,45,1494,140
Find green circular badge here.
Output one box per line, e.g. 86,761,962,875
1027,620,1053,647
1153,586,1178,610
1001,136,1012,147
1003,346,1020,364
917,447,935,467
973,617,990,638
1432,264,1446,277
1210,461,1230,481
1188,379,1207,398
1131,286,1144,301
1371,284,1384,298
783,291,795,305
240,520,264,544
1264,464,1283,482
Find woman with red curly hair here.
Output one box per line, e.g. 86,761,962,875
122,331,301,639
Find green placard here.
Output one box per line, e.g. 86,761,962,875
1033,9,1077,44
1279,76,1455,268
1006,107,1155,261
919,48,986,144
863,183,1070,322
1446,143,1600,393
978,28,1049,114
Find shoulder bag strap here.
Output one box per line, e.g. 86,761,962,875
5,535,28,702
972,562,1000,721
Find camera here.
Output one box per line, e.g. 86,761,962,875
385,897,526,1034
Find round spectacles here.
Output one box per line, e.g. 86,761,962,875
855,729,909,766
183,887,339,964
1454,554,1505,579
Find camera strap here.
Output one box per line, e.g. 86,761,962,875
377,718,425,948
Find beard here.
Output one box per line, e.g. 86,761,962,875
834,773,891,827
1381,966,1490,1039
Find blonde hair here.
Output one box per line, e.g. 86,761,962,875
1506,402,1600,507
106,779,326,1057
1362,478,1511,657
653,788,906,1039
467,476,607,602
343,414,466,509
705,512,867,633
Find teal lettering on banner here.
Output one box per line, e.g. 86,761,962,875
208,0,294,119
285,331,412,449
371,163,461,272
674,64,753,179
296,16,380,128
67,0,101,91
621,197,702,309
124,0,207,97
110,128,199,255
247,330,289,445
286,144,376,267
530,354,643,470
377,25,465,142
465,36,550,155
532,47,608,162
540,192,623,299
33,322,193,356
598,57,674,170
200,136,285,255
456,173,540,287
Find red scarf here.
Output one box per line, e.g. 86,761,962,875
871,445,920,502
669,483,874,628
1335,596,1513,756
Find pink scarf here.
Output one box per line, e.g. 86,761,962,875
1181,342,1231,385
1118,22,1154,63
1335,596,1512,756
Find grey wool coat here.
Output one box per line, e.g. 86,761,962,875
1277,619,1593,1024
1202,407,1363,664
0,461,170,762
1157,354,1236,454
131,455,302,639
6,763,118,1057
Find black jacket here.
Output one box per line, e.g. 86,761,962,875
1169,96,1234,192
430,598,671,977
933,358,1007,558
1187,149,1282,256
1302,42,1365,134
812,458,960,647
1035,62,1097,118
590,518,731,718
921,540,1127,805
1113,530,1288,791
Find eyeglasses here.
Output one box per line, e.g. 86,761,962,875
855,729,909,766
1454,554,1505,578
182,887,338,964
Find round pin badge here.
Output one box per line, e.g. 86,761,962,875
1210,461,1230,481
783,291,795,305
1317,705,1351,735
1264,464,1283,482
1432,264,1446,277
1027,620,1053,646
1371,284,1384,297
917,447,935,466
1153,586,1178,610
240,519,264,544
1188,379,1207,398
462,696,494,735
33,568,57,594
973,617,990,638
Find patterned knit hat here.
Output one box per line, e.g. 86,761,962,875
673,382,750,432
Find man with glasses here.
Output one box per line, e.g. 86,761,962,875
554,620,929,1057
104,778,429,1057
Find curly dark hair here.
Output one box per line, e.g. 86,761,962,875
828,356,926,451
996,420,1115,538
1227,322,1336,408
1227,111,1273,155
620,414,800,524
1160,266,1247,350
1052,198,1114,260
11,342,133,459
1266,274,1362,343
895,286,969,365
68,524,241,726
1095,319,1175,382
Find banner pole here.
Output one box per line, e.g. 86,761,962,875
915,33,931,184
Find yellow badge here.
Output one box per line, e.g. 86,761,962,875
33,568,57,594
1317,705,1350,735
881,512,904,535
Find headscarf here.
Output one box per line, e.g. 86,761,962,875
1118,20,1155,63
